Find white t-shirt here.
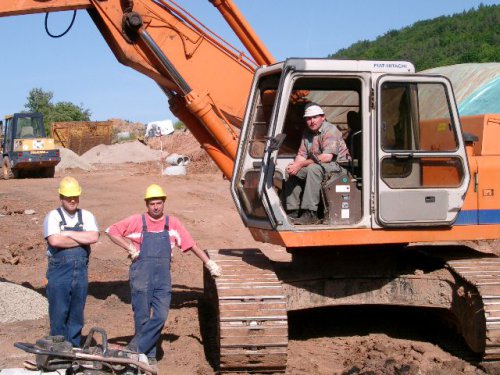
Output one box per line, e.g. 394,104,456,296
43,207,99,239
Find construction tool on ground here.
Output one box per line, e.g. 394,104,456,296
2,1,499,372
15,327,157,374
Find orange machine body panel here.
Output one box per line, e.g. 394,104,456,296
460,114,500,223
249,224,500,248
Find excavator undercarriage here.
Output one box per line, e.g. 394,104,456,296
204,249,288,373
204,244,500,373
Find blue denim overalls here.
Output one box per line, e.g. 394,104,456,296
128,215,172,359
46,208,89,347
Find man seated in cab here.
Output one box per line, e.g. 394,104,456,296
285,103,350,225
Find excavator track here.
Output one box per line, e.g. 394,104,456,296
446,255,500,366
204,249,288,373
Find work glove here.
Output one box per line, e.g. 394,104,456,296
205,259,222,277
127,242,140,261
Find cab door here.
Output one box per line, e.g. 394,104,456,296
230,64,284,230
375,75,470,227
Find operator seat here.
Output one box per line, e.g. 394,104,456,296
20,126,34,138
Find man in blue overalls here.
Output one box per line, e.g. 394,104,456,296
43,176,100,347
106,184,221,366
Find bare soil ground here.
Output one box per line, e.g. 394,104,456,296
0,161,497,374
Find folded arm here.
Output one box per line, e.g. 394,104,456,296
47,231,99,248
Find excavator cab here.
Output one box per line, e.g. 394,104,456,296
232,59,470,237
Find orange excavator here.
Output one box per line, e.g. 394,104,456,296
2,1,500,373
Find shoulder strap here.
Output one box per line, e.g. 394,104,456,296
164,215,169,231
76,209,83,227
56,207,67,226
141,214,148,232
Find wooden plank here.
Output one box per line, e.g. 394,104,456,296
219,302,286,311
486,308,500,317
218,280,281,286
220,353,287,366
221,335,288,347
217,288,285,297
218,260,271,266
476,285,500,296
221,317,287,324
217,270,272,275
217,284,283,290
220,322,286,329
221,310,286,319
486,332,500,345
220,327,288,338
217,276,278,282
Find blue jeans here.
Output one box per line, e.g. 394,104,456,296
46,252,89,347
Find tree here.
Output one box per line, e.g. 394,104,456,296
24,88,91,132
329,5,500,71
25,88,53,114
50,102,92,123
174,120,186,131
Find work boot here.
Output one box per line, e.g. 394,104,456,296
286,210,300,221
293,210,320,225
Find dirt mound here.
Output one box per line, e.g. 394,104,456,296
56,147,94,172
148,130,218,173
80,141,161,164
54,132,219,174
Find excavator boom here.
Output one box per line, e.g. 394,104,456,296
0,0,271,179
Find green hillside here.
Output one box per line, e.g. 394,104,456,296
330,4,500,71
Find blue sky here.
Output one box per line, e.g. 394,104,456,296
1,0,497,124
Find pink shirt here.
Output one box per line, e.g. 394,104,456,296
106,214,195,253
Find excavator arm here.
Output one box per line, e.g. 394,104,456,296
0,0,274,178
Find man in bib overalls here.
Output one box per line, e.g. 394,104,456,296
43,176,100,347
106,184,221,366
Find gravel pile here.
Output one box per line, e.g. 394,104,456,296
56,147,93,172
80,141,161,164
0,282,48,323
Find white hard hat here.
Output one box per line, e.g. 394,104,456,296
303,103,325,118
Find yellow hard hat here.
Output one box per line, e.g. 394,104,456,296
144,184,167,200
58,177,82,197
